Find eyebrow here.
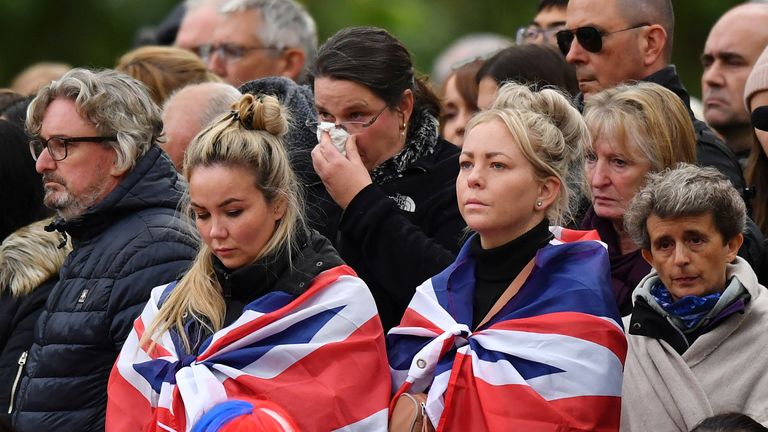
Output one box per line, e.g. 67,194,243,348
535,20,566,29
702,51,748,64
460,151,511,158
316,101,371,112
190,197,244,209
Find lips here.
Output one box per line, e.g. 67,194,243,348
672,275,699,286
214,248,236,256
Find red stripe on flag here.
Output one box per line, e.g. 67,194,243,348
398,307,443,334
106,356,155,432
437,353,621,432
134,317,173,359
220,317,390,431
200,265,357,359
487,312,627,364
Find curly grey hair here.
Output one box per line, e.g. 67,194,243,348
624,163,746,250
26,68,163,172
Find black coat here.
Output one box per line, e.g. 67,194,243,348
12,146,198,432
642,66,746,195
313,138,465,330
0,219,69,424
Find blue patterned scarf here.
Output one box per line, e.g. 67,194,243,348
650,282,722,330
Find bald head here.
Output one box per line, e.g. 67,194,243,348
616,0,674,61
161,82,241,170
701,3,768,154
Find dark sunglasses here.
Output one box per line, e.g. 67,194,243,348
752,106,768,132
556,23,649,55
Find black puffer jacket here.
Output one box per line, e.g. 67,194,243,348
12,146,198,432
0,218,69,424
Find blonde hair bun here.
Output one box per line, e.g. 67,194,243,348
234,93,289,137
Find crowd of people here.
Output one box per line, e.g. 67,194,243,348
1,0,767,431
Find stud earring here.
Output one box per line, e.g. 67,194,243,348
536,200,543,207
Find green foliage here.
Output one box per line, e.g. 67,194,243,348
0,0,745,98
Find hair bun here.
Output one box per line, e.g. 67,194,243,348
233,93,288,137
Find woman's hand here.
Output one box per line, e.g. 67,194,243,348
312,131,372,209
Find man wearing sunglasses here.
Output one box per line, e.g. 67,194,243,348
701,3,768,165
560,0,746,200
206,0,317,86
11,69,197,432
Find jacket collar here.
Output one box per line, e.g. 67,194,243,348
46,146,184,245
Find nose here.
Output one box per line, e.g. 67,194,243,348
565,37,587,65
588,158,610,188
702,61,724,89
35,147,56,174
207,49,226,78
672,244,691,267
466,164,484,189
209,216,228,240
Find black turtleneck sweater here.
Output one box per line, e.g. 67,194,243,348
471,219,552,328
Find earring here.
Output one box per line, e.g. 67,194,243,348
536,200,543,207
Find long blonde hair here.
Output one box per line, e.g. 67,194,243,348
142,93,306,351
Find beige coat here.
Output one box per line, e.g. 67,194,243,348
621,257,768,431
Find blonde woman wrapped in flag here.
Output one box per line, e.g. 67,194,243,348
388,83,628,432
106,93,391,432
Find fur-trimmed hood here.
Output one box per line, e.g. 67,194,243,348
0,218,71,298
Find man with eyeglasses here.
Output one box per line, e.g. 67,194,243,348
10,69,197,432
174,0,223,59
559,0,746,201
205,0,317,86
701,3,768,166
515,0,568,46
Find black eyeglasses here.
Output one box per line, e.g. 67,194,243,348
306,106,389,133
556,23,649,55
29,136,117,162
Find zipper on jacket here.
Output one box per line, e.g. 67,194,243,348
7,351,27,414
74,288,90,311
223,274,232,299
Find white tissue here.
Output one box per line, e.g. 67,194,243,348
316,122,350,156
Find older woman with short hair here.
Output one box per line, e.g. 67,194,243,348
621,164,768,430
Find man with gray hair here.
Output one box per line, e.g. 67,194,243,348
11,68,197,432
206,0,317,86
161,81,241,170
621,164,768,429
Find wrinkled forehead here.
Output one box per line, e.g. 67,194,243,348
566,0,626,30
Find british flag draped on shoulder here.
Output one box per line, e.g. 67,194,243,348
106,265,391,432
387,227,628,432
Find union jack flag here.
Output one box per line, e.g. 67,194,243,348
107,265,391,432
387,228,627,432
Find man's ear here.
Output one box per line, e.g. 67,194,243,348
639,24,667,67
280,48,306,81
109,153,130,177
